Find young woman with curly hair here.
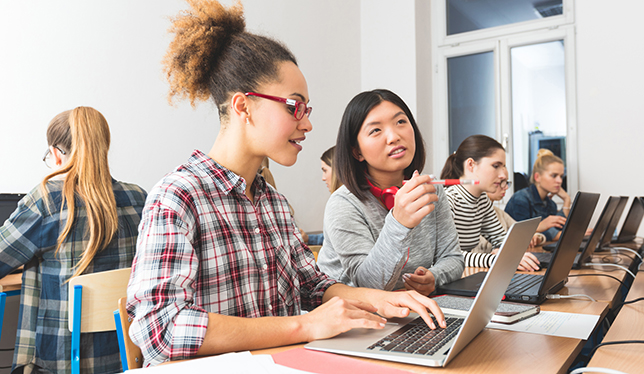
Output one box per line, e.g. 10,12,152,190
0,107,147,374
126,0,446,367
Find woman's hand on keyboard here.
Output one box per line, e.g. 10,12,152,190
517,252,540,271
301,296,387,341
369,290,447,330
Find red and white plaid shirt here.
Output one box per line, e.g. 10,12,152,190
127,150,335,367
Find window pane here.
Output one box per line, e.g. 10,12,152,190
447,51,495,153
511,40,566,191
447,0,563,36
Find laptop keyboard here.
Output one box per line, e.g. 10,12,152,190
367,316,463,356
533,252,553,264
506,273,543,294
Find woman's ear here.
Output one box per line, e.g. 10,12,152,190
230,92,251,123
533,172,541,184
352,147,364,162
465,157,476,173
52,147,65,167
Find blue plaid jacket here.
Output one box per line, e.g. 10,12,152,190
0,179,146,374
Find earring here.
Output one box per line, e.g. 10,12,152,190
246,117,250,125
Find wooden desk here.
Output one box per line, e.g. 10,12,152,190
253,301,607,374
586,272,644,373
0,272,22,293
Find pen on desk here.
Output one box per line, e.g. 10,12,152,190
430,179,479,186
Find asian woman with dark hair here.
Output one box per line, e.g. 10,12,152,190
317,89,464,296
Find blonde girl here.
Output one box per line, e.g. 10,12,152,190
505,149,570,241
0,107,146,373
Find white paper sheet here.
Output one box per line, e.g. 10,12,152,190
126,351,315,374
486,311,599,340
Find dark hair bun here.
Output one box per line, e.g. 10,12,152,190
163,0,245,106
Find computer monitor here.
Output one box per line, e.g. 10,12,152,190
0,193,26,224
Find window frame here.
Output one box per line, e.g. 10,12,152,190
431,0,578,202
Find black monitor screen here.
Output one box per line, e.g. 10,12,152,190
0,194,26,224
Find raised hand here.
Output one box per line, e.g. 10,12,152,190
392,171,438,229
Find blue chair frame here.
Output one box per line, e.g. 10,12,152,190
0,292,6,335
71,285,82,374
113,310,129,371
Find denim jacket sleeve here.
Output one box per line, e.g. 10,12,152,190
504,192,532,222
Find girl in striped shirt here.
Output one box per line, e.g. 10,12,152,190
440,135,540,271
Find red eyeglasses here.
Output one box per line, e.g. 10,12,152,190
245,92,312,120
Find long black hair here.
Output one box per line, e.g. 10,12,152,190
335,89,426,201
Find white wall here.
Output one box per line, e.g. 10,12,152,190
575,1,644,235
0,0,361,232
360,0,436,173
0,1,215,193
2,1,643,237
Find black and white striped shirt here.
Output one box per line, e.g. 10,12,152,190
445,184,507,267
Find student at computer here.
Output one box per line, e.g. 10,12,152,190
316,89,464,296
473,180,546,253
126,1,445,367
441,135,540,271
0,107,147,374
308,146,342,245
504,149,570,242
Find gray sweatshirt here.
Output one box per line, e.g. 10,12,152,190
317,185,464,291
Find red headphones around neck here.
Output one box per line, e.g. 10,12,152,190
367,179,399,210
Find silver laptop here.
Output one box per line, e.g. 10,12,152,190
305,217,540,368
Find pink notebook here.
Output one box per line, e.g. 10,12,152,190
272,347,413,374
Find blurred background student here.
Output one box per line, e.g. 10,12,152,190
0,107,146,374
441,135,540,271
308,146,343,245
473,180,546,253
505,148,570,242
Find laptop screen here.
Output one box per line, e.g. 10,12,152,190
0,193,26,225
579,196,621,263
539,191,600,294
618,197,644,241
597,196,628,248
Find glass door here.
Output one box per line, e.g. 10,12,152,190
510,40,567,193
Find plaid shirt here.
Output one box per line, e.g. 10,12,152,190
127,150,336,367
0,179,146,374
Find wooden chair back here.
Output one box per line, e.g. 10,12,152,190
68,267,132,332
67,268,131,374
309,245,321,261
117,296,144,369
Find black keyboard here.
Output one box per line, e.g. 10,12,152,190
533,252,553,264
506,273,543,294
367,316,463,356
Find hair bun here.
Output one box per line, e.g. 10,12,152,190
536,148,554,159
163,0,246,106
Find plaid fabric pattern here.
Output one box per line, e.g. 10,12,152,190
0,179,147,374
127,150,335,367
